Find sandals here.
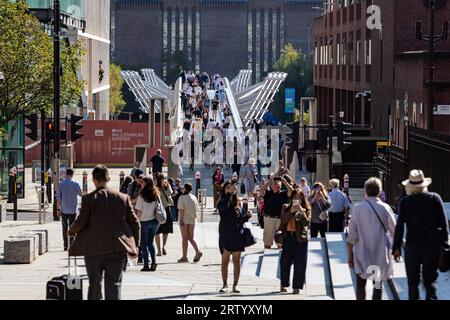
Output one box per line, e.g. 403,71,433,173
178,257,189,263
219,286,229,293
232,286,241,294
162,249,167,256
193,252,203,263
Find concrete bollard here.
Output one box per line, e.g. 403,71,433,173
4,237,36,264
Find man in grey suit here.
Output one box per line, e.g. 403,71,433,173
69,165,140,300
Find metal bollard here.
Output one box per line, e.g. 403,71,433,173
119,171,125,189
82,171,88,194
8,167,17,221
198,189,207,223
195,171,201,197
36,186,48,224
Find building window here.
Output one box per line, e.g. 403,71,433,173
365,39,372,65
248,10,253,70
356,40,361,65
171,9,176,53
187,8,192,67
195,9,200,72
264,10,269,73
255,9,261,81
179,8,184,51
272,11,277,64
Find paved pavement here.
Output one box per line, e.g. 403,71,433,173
0,217,331,300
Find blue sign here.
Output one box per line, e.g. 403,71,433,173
285,88,296,114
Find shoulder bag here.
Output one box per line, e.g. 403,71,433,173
240,208,257,248
154,197,167,224
317,200,329,222
366,200,391,246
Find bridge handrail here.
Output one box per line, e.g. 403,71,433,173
223,77,245,145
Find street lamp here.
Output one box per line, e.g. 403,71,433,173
416,0,449,131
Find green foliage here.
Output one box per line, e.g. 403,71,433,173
163,50,190,86
0,0,85,130
109,63,126,115
270,44,314,123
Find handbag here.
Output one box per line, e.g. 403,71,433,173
240,209,256,248
274,230,284,246
154,197,167,224
317,200,329,222
240,183,246,195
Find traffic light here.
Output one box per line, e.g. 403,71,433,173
337,122,352,152
46,120,55,142
285,122,300,151
25,114,38,141
70,114,84,141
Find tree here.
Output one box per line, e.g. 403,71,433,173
0,0,85,132
163,50,190,86
109,63,126,116
270,44,313,123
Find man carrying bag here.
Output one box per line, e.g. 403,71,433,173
68,165,141,300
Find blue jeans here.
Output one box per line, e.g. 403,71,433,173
171,206,178,222
140,219,159,267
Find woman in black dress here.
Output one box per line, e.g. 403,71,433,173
154,173,174,256
218,181,252,294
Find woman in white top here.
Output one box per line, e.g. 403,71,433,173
135,177,160,272
177,183,203,263
300,177,311,198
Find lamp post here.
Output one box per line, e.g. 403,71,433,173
52,0,61,221
416,0,449,131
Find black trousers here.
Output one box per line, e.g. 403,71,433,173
405,246,440,300
62,214,76,249
310,222,328,238
84,251,127,300
328,211,345,233
280,234,308,290
356,275,383,300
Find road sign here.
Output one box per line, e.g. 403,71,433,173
285,88,296,114
377,141,392,147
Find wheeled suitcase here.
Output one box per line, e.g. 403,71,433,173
46,254,83,300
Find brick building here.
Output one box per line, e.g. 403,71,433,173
111,0,322,84
313,0,450,145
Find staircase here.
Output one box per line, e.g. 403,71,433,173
240,232,450,300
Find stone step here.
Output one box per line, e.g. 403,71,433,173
305,239,330,297
324,233,356,300
257,250,281,280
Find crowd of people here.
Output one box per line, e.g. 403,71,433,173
54,73,448,301
57,157,448,301
176,70,235,171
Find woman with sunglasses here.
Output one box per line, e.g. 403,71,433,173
307,182,331,238
279,189,311,294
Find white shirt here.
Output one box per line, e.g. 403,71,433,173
135,196,157,222
301,185,311,198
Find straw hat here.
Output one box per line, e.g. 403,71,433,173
402,170,432,188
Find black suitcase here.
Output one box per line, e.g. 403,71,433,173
46,255,83,300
